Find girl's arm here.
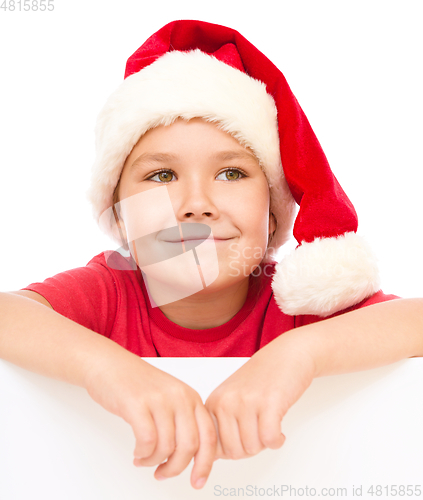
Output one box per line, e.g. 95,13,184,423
0,291,216,489
205,298,423,459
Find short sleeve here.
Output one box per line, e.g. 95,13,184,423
21,253,118,338
295,290,401,328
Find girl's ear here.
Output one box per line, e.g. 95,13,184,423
112,205,129,250
268,212,277,235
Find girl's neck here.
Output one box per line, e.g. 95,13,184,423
157,277,250,329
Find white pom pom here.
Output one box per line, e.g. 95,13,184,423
271,232,381,317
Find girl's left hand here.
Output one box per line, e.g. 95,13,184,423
205,334,316,460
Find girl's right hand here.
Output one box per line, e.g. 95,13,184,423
83,353,216,489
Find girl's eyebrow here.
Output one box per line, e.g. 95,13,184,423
211,150,258,162
130,149,258,171
130,153,178,170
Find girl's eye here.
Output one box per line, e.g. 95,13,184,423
148,170,175,183
216,169,246,181
147,168,246,183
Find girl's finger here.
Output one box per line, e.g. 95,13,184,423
210,412,225,459
190,404,218,489
258,410,285,450
134,407,176,467
214,411,245,460
130,409,158,462
153,405,200,480
237,410,264,456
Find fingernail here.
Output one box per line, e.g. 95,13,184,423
195,477,206,489
155,475,167,481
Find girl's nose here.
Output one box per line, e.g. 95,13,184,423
174,182,219,221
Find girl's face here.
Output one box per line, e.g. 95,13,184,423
115,118,275,296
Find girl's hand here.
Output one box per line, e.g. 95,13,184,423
206,298,423,460
84,353,216,489
205,336,316,460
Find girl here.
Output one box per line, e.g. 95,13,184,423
1,20,422,491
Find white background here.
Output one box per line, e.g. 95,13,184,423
0,1,422,296
1,4,423,498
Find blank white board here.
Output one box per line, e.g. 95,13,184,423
1,358,422,499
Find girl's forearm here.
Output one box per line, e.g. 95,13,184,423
0,291,138,388
273,298,423,377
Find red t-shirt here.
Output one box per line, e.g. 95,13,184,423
21,252,399,357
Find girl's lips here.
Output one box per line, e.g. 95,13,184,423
164,238,232,243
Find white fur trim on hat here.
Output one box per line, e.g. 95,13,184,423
271,232,381,317
87,49,296,257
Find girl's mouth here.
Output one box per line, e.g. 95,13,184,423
163,237,232,243
158,223,234,244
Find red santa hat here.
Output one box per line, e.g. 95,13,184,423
88,19,380,317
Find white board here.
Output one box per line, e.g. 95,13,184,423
1,358,422,499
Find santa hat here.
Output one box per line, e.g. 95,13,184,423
88,19,380,317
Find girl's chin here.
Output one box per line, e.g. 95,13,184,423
205,266,257,291
219,259,262,278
